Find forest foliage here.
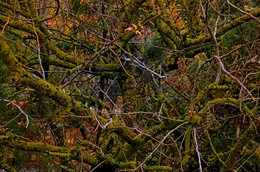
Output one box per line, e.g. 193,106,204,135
0,0,259,171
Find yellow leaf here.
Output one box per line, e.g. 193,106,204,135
244,5,253,12
132,24,138,29
135,30,141,35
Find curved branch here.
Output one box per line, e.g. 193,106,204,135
186,8,260,47
197,98,255,119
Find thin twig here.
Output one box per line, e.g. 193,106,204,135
199,0,206,19
0,113,21,128
227,0,260,22
214,55,255,100
61,46,107,88
90,79,119,113
157,102,163,122
134,122,188,171
95,116,113,129
1,98,30,128
31,16,45,80
90,160,105,172
212,4,222,83
193,127,203,172
1,15,10,35
236,146,259,171
117,44,167,79
109,47,134,79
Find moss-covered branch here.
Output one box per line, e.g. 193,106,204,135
0,1,30,18
0,133,98,166
197,98,255,119
186,8,260,46
118,0,147,34
194,82,229,105
223,117,260,171
154,18,180,47
205,130,225,166
0,36,92,116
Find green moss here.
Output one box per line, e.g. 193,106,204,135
143,165,172,171
191,114,202,125
154,18,179,45
184,129,191,153
194,82,229,105
205,130,225,165
182,154,191,166
198,98,255,118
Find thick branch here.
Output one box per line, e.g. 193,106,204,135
0,133,98,166
186,8,260,46
197,98,255,119
0,36,94,117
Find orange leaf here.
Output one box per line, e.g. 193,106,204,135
135,30,143,40
173,9,178,16
176,19,185,29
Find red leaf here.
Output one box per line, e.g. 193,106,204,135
47,20,54,27
19,101,25,107
125,27,133,32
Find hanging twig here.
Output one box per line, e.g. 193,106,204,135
193,127,203,172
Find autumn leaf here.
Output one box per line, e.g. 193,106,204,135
137,33,144,40
80,0,86,6
53,157,61,164
173,9,178,16
19,101,25,107
17,120,24,128
176,18,185,29
244,5,253,12
135,30,141,35
47,20,54,27
180,28,188,35
125,27,133,32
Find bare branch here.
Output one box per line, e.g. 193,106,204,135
134,122,188,171
214,55,255,100
227,0,260,22
0,98,30,128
